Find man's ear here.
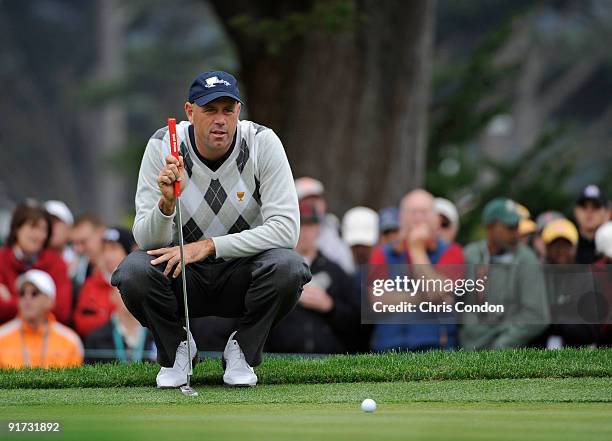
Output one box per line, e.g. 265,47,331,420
236,102,241,117
184,101,193,124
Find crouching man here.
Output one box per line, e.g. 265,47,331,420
111,71,311,388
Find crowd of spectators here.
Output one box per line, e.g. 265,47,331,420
0,181,610,368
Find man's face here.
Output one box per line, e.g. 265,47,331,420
49,218,70,250
438,214,458,243
185,97,240,156
18,282,52,322
71,222,104,260
16,219,48,256
296,222,321,255
351,244,373,266
300,196,326,216
545,238,576,264
102,242,127,274
380,229,400,245
488,222,519,252
400,193,437,237
574,201,609,233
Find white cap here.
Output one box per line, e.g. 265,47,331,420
595,221,612,259
434,197,459,227
44,200,74,226
17,269,56,300
342,206,379,247
295,177,324,200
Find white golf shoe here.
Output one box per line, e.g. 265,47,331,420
222,331,257,387
156,333,197,388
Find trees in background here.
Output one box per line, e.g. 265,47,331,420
211,0,436,212
428,0,612,240
0,0,610,236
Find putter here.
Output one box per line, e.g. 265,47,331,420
168,117,198,397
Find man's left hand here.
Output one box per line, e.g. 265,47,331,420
299,283,334,313
147,239,215,278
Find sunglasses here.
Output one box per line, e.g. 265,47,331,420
19,288,43,298
440,217,452,229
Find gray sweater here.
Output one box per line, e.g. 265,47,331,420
133,120,299,259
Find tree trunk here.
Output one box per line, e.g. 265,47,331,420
90,0,127,223
211,0,435,214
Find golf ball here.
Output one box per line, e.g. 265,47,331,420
361,398,377,413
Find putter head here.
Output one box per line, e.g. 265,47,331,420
180,385,198,397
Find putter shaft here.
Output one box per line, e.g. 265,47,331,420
167,117,196,396
175,197,193,386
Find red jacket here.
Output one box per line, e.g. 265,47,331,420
73,271,115,338
0,246,72,325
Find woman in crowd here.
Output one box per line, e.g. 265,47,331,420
0,202,72,324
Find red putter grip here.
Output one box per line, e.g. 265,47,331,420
167,117,181,197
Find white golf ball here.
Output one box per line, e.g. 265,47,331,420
361,398,377,413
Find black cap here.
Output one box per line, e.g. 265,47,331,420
103,227,136,255
577,185,608,207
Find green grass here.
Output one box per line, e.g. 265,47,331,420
1,380,611,441
2,378,611,406
2,402,609,441
1,348,611,389
1,350,611,440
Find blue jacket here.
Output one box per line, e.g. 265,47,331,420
371,240,458,351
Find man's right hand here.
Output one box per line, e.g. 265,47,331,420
0,284,11,302
157,155,185,215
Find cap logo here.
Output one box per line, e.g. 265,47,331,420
204,76,231,88
104,229,120,242
505,200,516,212
585,185,600,198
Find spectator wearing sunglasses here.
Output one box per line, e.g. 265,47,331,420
0,269,83,368
434,198,459,243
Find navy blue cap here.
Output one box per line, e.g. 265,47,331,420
577,184,608,207
379,207,399,233
104,227,136,256
188,71,243,107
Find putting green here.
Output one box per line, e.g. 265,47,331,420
1,379,611,441
2,402,611,441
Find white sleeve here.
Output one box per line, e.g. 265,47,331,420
132,135,175,250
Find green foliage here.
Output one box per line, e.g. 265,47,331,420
428,21,516,158
229,0,359,55
426,11,594,243
457,127,577,242
427,21,518,242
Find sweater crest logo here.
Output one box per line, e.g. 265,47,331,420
236,192,245,202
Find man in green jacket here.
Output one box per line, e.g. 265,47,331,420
461,198,549,349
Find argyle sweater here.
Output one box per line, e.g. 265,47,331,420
133,120,299,259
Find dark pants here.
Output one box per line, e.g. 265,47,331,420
111,248,311,367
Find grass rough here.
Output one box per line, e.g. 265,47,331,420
0,348,610,389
